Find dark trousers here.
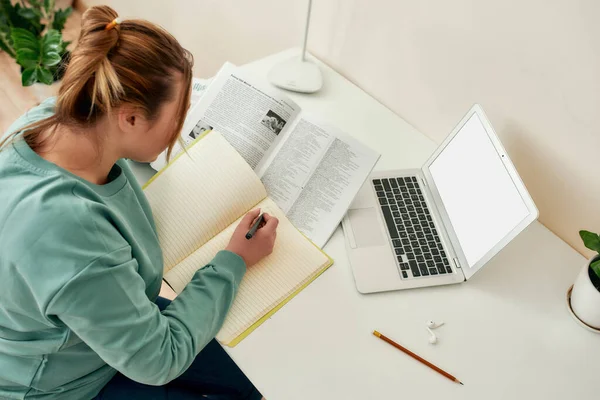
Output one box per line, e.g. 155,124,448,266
94,297,262,400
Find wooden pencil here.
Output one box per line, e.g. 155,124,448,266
373,330,464,385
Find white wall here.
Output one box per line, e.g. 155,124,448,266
82,0,600,256
308,0,600,256
80,0,307,77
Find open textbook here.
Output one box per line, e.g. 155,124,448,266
151,63,380,247
144,131,333,347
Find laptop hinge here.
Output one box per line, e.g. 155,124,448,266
452,258,462,269
421,176,428,187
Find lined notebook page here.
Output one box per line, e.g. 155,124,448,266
144,132,267,272
163,197,331,345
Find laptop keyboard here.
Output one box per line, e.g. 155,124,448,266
373,177,453,279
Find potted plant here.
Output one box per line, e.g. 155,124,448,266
0,0,72,86
570,230,600,330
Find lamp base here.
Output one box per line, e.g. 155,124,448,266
268,57,323,93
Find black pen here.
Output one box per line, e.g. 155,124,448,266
245,214,264,240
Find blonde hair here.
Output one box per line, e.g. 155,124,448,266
1,5,193,160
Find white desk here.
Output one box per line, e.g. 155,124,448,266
131,49,598,400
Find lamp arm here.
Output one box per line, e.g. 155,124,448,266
301,0,313,61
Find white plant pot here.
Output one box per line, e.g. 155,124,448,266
570,258,600,330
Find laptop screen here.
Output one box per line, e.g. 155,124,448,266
428,114,530,268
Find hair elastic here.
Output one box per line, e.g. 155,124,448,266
105,17,122,31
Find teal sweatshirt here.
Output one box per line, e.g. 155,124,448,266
0,98,247,399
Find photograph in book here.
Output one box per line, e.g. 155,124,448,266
189,119,213,140
260,109,287,135
186,63,300,170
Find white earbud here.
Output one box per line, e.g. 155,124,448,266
427,327,438,344
426,320,445,345
426,320,445,329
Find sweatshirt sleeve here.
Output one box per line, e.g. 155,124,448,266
46,247,246,385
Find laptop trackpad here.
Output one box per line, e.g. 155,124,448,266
348,208,386,248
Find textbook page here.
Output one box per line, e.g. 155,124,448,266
144,132,266,272
256,115,380,248
179,62,301,171
163,197,331,346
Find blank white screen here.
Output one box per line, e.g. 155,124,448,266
429,114,529,267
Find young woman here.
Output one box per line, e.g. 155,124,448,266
0,6,276,400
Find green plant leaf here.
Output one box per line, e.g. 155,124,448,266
41,29,61,63
44,0,52,14
51,7,71,32
16,47,38,68
0,3,11,37
0,0,28,30
21,66,38,86
44,0,55,16
11,27,39,52
0,0,13,19
41,28,61,50
16,6,42,34
12,28,41,72
580,230,600,254
33,8,44,19
0,6,9,30
591,259,600,281
60,39,70,52
24,1,44,20
0,0,36,32
0,10,15,57
0,36,13,56
17,7,37,20
41,50,60,66
37,66,53,85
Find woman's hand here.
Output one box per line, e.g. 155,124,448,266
225,208,278,267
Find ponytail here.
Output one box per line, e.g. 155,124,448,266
1,5,193,161
58,6,123,122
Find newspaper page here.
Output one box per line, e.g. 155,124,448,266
257,115,380,248
150,76,214,170
178,62,301,170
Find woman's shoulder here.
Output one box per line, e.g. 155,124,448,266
0,180,132,311
1,172,128,267
2,97,56,141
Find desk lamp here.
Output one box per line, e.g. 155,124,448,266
268,0,323,93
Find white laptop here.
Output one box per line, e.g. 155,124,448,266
342,104,538,293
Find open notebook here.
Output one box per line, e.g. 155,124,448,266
143,131,333,347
